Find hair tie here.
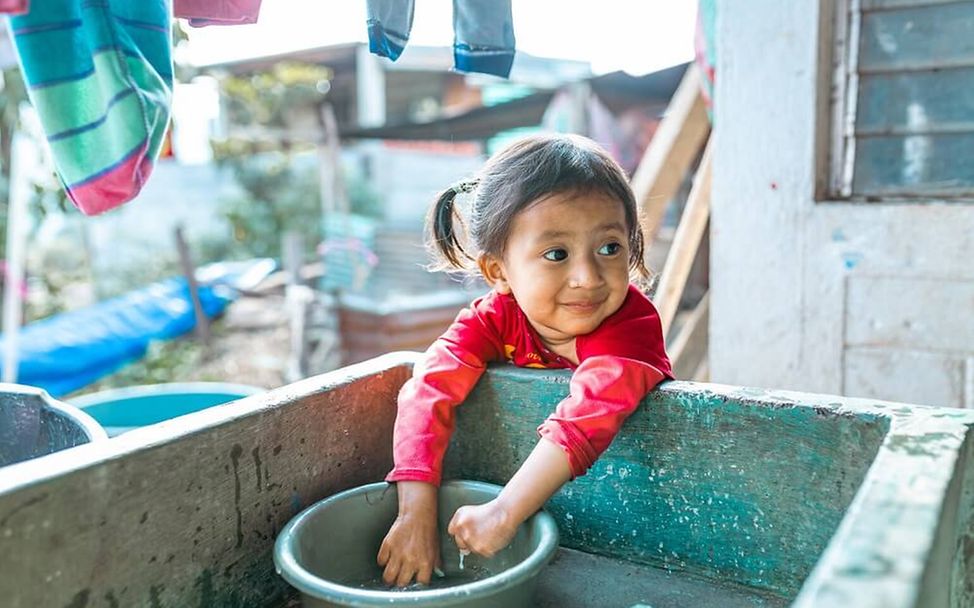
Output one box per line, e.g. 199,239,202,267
451,179,478,195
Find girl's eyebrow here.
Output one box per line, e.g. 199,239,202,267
536,222,626,242
595,221,627,233
537,229,571,240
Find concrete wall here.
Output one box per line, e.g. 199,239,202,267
364,142,483,227
711,0,974,407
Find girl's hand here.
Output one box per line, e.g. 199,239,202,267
449,438,573,559
377,482,441,587
447,499,517,558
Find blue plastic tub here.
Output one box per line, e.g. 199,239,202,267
70,382,262,436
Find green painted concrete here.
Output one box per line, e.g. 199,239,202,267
444,367,888,597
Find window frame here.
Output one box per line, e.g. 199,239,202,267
818,0,974,203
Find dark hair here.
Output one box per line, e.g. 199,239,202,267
427,133,648,281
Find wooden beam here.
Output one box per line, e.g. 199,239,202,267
319,102,348,217
631,63,711,248
691,357,710,382
284,231,310,382
653,141,712,335
668,291,710,380
174,225,210,347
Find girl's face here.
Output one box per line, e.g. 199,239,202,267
479,191,631,358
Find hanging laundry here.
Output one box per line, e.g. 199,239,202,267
174,0,263,28
8,0,173,215
0,0,28,15
367,0,516,78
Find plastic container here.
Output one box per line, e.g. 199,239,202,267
71,382,262,436
274,480,559,608
0,382,107,467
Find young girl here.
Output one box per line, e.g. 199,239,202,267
376,133,672,587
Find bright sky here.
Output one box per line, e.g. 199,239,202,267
180,0,697,76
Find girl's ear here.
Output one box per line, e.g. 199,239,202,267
478,254,511,294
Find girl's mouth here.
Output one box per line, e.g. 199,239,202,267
562,300,601,313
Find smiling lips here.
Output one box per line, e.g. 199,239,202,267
562,299,602,313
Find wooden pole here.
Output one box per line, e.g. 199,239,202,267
631,63,711,249
2,130,30,383
284,231,310,382
653,140,712,336
319,102,348,217
174,225,210,346
668,291,710,380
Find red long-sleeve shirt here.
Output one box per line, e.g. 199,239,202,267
387,284,672,485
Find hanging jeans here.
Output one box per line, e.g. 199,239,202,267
366,0,515,78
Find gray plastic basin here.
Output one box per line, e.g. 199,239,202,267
0,382,107,467
274,480,559,608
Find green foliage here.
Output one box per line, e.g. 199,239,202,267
25,230,93,321
213,152,322,259
212,151,384,261
220,62,332,129
209,61,383,261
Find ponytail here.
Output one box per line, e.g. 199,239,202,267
427,179,478,271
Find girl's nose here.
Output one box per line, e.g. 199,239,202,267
568,255,604,289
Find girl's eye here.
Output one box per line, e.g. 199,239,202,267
598,242,622,256
543,248,568,262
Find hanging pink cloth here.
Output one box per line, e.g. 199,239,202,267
174,0,263,27
0,0,29,15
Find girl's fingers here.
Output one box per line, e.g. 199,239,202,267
395,564,418,588
446,512,459,536
382,558,401,585
416,562,433,586
377,540,390,566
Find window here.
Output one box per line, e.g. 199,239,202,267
827,0,974,200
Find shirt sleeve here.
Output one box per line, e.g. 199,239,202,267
537,286,672,478
537,355,666,478
386,295,506,486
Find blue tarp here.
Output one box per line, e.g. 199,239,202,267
0,259,276,397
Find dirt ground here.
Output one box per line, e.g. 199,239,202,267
188,294,292,389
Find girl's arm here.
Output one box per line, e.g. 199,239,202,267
448,438,570,557
449,355,666,557
538,355,665,478
378,481,440,586
379,296,507,585
386,299,506,486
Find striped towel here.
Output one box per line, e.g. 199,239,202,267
8,0,172,215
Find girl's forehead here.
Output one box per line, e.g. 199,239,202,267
519,190,626,219
511,192,628,235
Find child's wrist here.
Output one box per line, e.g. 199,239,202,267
396,481,438,516
491,496,522,533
